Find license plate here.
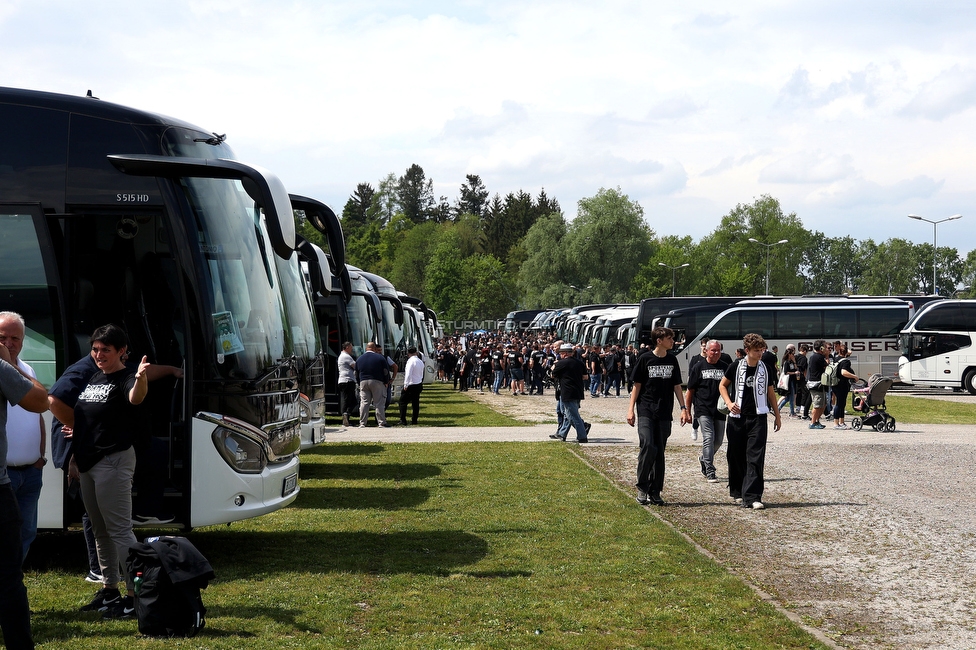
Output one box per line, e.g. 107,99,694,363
282,472,298,497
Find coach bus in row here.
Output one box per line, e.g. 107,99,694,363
1,86,318,529
662,297,914,381
898,299,976,394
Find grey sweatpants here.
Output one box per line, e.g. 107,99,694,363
80,447,137,591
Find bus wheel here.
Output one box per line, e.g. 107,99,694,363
965,369,976,396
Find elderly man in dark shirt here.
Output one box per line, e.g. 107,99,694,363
357,342,392,428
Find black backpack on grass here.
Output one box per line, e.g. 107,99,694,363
127,536,215,637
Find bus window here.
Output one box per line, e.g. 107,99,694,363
0,210,59,387
860,308,909,337
775,310,812,339
936,334,972,354
824,309,855,338
740,310,774,338
708,313,740,339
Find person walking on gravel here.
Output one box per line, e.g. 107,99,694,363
627,327,690,506
719,333,781,510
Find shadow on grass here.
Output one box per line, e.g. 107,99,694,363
28,527,491,581
300,462,442,481
296,486,431,510
195,530,490,577
304,443,386,456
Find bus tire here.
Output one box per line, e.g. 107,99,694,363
965,369,976,396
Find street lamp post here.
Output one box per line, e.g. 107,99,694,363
907,214,963,295
748,238,788,295
569,284,592,305
658,262,689,297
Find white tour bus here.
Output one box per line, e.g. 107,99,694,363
898,299,976,393
667,297,914,381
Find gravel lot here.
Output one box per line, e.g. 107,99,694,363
466,391,976,648
333,386,976,649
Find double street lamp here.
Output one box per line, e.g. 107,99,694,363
907,214,963,295
658,262,689,297
748,238,789,295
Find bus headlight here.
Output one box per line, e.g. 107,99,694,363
212,428,267,473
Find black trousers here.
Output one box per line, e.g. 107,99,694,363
399,384,423,423
338,381,356,416
726,414,768,505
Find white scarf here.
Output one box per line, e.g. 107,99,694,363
729,359,770,418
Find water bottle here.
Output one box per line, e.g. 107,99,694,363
134,571,143,597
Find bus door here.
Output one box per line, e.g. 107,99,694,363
0,204,66,528
910,333,967,383
59,208,188,522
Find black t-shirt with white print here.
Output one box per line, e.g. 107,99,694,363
72,368,139,473
632,352,683,420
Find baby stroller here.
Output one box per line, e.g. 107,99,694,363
850,373,896,432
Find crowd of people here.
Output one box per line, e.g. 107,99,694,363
433,328,863,512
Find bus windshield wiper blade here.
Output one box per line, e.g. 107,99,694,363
246,357,296,391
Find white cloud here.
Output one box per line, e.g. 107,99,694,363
901,66,976,120
3,0,976,256
807,175,944,208
760,152,856,184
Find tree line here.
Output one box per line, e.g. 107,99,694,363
296,164,976,326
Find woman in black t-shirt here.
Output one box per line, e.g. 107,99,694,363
832,343,858,429
68,324,150,618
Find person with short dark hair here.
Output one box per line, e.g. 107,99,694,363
807,340,829,429
398,346,424,426
69,324,151,619
627,327,690,506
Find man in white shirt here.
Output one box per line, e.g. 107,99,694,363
0,311,46,561
398,347,425,426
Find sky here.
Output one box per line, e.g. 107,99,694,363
4,0,976,256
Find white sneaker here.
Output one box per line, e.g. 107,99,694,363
752,501,765,510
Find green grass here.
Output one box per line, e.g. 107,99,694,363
24,442,828,649
882,393,976,424
403,383,525,427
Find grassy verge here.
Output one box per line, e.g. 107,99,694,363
26,442,828,649
349,383,525,427
881,394,976,424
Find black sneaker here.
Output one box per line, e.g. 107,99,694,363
649,493,666,506
80,587,121,612
103,595,135,620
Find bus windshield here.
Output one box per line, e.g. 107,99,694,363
346,294,374,357
182,175,290,380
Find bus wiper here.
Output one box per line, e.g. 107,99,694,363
246,356,296,391
193,132,226,146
